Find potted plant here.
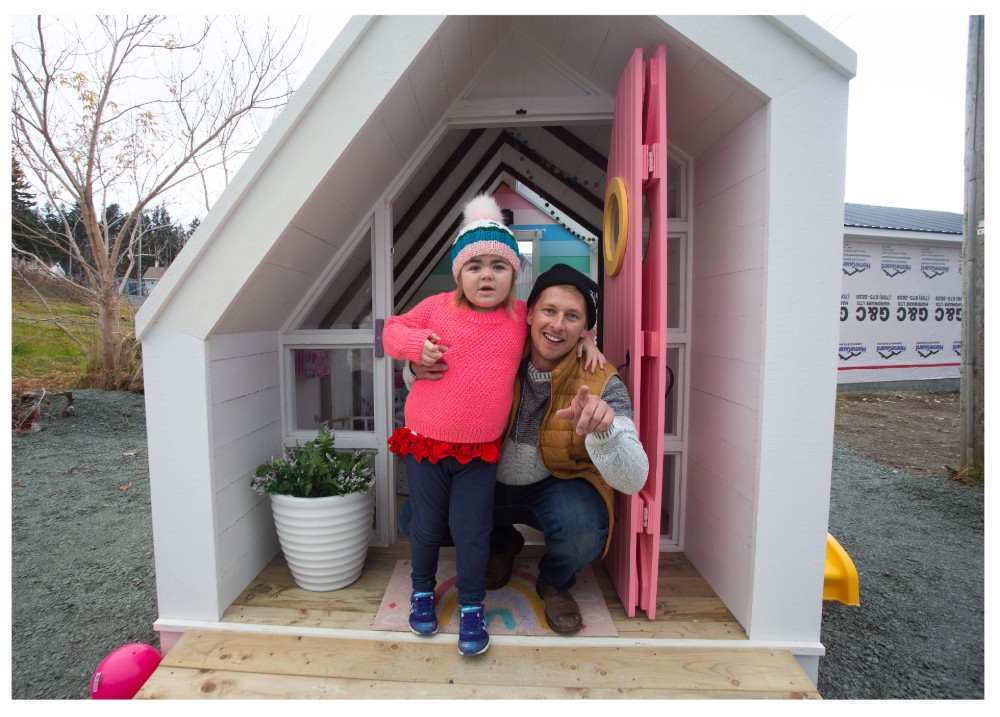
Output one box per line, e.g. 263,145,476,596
252,426,376,591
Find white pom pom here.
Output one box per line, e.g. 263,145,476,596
461,194,505,225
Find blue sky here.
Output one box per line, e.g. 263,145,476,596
810,13,971,213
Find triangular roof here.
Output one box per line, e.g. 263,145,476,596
137,15,855,340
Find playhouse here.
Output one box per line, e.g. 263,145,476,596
136,15,855,685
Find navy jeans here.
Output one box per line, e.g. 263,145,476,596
399,474,608,593
492,476,608,591
405,454,495,606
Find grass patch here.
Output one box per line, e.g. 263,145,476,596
948,463,985,487
11,274,137,392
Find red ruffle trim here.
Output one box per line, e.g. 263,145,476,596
388,427,501,464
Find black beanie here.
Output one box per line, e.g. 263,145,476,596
526,263,600,330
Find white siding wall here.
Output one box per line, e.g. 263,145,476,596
143,326,221,620
208,331,283,612
144,328,283,622
685,107,768,628
749,66,847,643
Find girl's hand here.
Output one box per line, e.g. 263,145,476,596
577,331,606,373
420,333,448,365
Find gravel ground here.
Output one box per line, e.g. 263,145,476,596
11,390,157,700
819,445,984,699
9,390,985,700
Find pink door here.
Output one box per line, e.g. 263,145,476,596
602,46,668,619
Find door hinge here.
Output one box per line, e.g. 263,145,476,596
375,318,385,358
647,143,663,180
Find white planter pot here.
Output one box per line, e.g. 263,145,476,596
269,488,374,591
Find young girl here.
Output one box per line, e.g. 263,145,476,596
382,194,601,656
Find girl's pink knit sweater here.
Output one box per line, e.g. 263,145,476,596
382,293,528,444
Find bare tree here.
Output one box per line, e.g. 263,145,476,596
11,15,303,389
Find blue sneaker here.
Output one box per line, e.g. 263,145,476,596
457,604,489,656
408,591,438,635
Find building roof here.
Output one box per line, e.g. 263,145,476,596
845,203,962,234
142,266,167,280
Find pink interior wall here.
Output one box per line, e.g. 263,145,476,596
684,106,768,626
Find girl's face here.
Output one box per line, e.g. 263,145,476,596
459,254,514,311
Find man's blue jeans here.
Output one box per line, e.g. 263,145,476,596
399,475,608,593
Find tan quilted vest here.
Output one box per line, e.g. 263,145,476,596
503,348,620,555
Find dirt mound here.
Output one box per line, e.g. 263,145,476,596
835,391,961,476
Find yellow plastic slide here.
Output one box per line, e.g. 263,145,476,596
824,533,860,606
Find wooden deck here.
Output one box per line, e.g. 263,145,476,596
136,543,820,699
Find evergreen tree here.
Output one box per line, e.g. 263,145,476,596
11,160,57,264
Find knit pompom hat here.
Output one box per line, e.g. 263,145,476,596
451,194,520,282
526,263,600,331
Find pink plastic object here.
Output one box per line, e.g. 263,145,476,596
90,643,162,699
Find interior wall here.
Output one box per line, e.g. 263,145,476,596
683,106,768,628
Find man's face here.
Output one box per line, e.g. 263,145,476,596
526,285,588,372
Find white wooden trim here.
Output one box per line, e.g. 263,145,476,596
767,16,858,80
142,325,222,620
747,61,849,643
281,330,377,346
373,199,395,547
676,147,695,556
152,618,826,657
448,96,614,127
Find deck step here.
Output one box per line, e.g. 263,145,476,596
136,630,820,699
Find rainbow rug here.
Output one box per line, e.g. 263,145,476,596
373,558,618,637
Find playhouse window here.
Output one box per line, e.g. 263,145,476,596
667,235,684,330
660,453,680,543
667,157,683,220
665,345,681,437
290,347,375,432
298,227,374,330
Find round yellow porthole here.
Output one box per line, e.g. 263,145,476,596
603,176,628,276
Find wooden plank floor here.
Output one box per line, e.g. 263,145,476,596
221,543,748,640
136,543,819,699
137,631,819,699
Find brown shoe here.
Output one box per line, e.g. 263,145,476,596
484,530,525,590
535,582,583,634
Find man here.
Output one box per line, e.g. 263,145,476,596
401,263,648,633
